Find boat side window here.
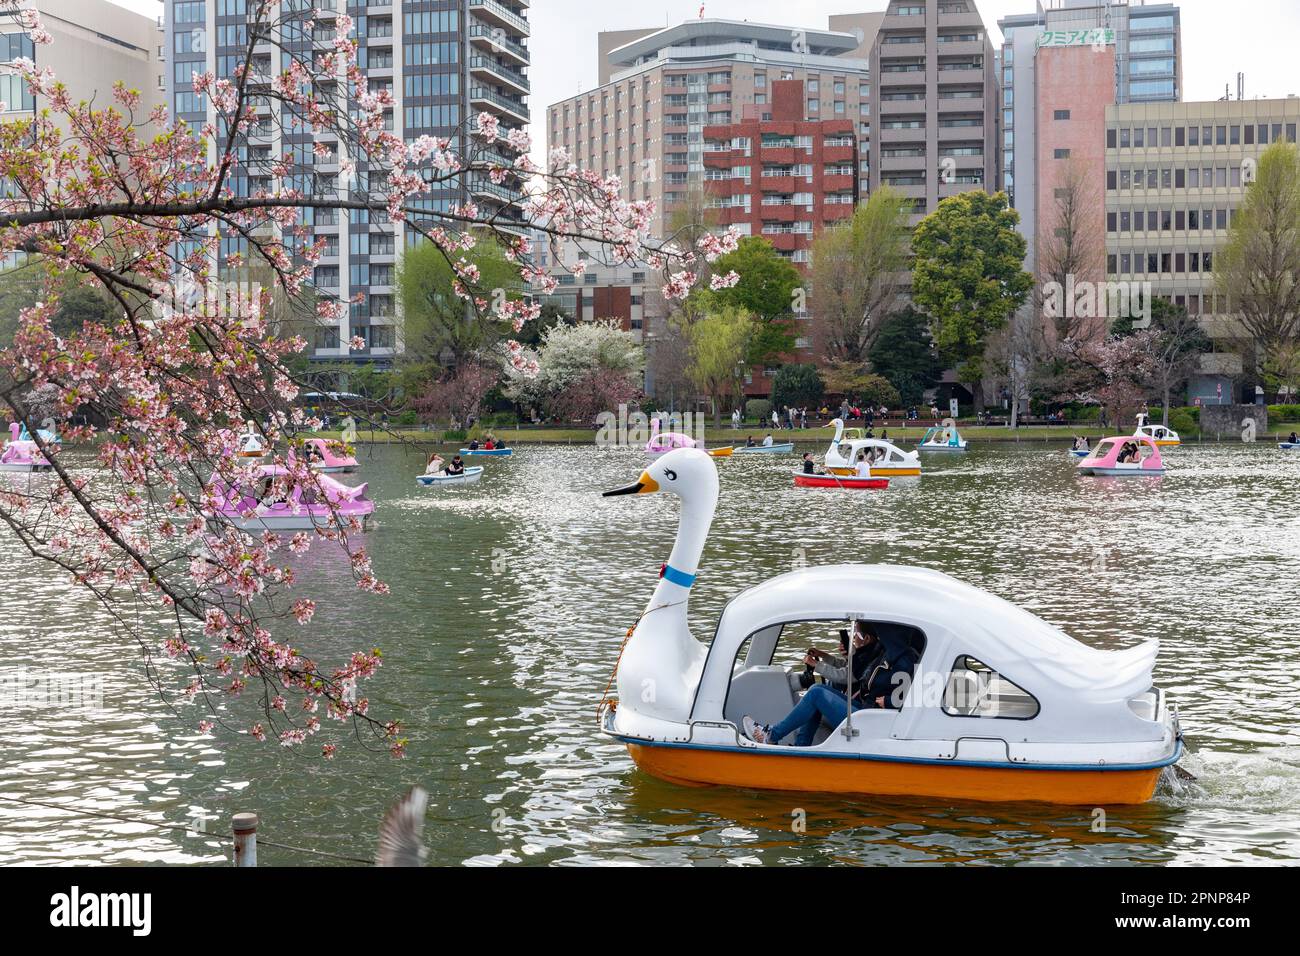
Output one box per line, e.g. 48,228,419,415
1094,440,1117,459
838,442,852,458
942,655,1040,719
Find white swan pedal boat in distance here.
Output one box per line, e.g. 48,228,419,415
598,448,1183,805
823,418,921,477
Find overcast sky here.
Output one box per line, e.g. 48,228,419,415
114,0,1300,164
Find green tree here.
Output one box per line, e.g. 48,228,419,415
1146,298,1210,424
0,260,122,345
820,363,901,409
1216,140,1300,354
686,306,754,427
396,234,524,375
770,363,824,410
868,306,944,406
809,186,912,365
912,191,1033,399
689,236,801,365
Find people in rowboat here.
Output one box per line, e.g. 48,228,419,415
744,623,916,746
468,438,480,451
745,436,756,447
801,453,817,475
445,455,465,476
1073,436,1090,452
1289,432,1298,444
425,453,445,475
762,434,774,447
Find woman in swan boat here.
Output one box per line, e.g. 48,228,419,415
598,449,1183,805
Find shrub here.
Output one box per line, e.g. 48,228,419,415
393,409,419,428
1268,404,1300,422
1168,409,1198,436
746,399,772,423
443,429,468,442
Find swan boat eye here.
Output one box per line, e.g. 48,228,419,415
664,469,677,481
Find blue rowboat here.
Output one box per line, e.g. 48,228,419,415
417,466,484,486
731,442,795,454
459,447,513,457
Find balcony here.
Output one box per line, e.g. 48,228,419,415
469,0,530,38
879,66,927,86
470,86,529,123
822,174,854,191
470,176,524,205
822,203,853,221
936,66,984,85
469,55,529,96
468,24,529,65
937,10,986,32
938,123,983,141
934,38,985,58
879,126,926,144
822,145,855,164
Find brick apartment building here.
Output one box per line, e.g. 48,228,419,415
702,79,860,396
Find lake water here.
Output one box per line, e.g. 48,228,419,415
1,439,1298,865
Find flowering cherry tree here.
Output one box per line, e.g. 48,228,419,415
0,0,735,756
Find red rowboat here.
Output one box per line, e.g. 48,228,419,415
793,472,889,490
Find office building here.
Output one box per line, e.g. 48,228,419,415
1105,99,1300,403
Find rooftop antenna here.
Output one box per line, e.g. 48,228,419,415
1237,72,1245,100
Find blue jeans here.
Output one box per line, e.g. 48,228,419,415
770,684,864,746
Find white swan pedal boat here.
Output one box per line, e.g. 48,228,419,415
417,466,484,487
598,449,1182,805
824,419,921,477
1134,415,1180,447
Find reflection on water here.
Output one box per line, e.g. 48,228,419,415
1,441,1299,865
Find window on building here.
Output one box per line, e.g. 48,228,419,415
1054,109,1070,120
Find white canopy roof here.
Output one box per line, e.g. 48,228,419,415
690,565,1160,742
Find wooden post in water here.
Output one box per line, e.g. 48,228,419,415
232,812,259,867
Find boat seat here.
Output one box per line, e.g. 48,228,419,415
724,666,797,742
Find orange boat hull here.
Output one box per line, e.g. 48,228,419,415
626,742,1164,805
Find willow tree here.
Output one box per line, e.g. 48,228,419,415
687,306,754,427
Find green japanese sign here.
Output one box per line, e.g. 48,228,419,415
1037,29,1115,48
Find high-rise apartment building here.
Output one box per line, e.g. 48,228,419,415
1104,99,1300,402
702,79,860,391
547,18,879,240
163,0,530,369
868,0,998,222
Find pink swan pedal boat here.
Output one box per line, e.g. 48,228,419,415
302,437,359,473
205,465,374,531
646,417,702,457
0,423,52,472
1076,436,1165,477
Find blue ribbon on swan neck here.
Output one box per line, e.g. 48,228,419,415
661,564,697,589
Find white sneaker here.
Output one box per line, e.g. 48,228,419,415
742,715,772,744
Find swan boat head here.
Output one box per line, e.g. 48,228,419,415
603,448,718,724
